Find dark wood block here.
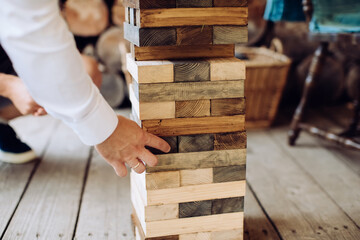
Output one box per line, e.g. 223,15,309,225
176,0,213,8
175,100,210,118
124,23,176,46
211,197,244,214
173,60,210,82
123,0,176,9
178,134,214,153
147,136,178,154
176,26,213,45
213,165,246,183
213,26,248,44
211,98,245,116
214,132,247,150
214,0,248,7
179,200,212,218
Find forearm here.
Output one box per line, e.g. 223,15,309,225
0,73,11,98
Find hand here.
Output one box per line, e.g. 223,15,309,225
95,116,171,177
0,74,47,116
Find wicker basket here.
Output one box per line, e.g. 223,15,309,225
236,44,291,129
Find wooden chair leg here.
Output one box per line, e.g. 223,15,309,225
288,42,329,146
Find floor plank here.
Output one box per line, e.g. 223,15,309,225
2,123,92,240
246,130,360,239
74,150,134,240
0,116,59,237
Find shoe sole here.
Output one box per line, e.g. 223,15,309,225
0,150,37,164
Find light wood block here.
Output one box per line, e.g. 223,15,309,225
179,232,211,240
180,168,213,186
178,134,214,153
179,200,212,218
146,171,180,190
213,26,248,44
211,98,245,116
145,204,179,222
136,8,248,28
211,229,243,240
209,58,246,81
142,115,245,137
137,80,244,102
213,165,246,183
126,53,173,83
131,44,234,61
175,100,211,118
214,132,247,150
176,26,213,45
147,149,246,172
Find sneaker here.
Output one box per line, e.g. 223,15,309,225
0,123,37,164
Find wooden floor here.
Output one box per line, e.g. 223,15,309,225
1,107,359,240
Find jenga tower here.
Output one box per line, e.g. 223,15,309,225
123,1,248,239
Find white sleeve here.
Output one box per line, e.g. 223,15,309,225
0,0,118,145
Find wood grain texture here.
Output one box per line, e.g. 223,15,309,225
211,229,243,240
126,53,174,83
146,212,244,237
138,80,244,102
212,197,244,214
173,60,210,82
176,0,213,8
142,115,245,137
175,100,210,118
213,165,246,183
176,26,213,45
179,232,211,240
179,200,212,218
145,204,179,222
138,8,248,28
180,168,213,186
124,22,176,46
214,132,247,150
209,58,246,81
132,44,234,61
147,149,246,172
147,136,178,154
211,98,245,116
214,0,248,7
146,171,180,190
123,0,176,9
213,26,248,44
178,134,214,153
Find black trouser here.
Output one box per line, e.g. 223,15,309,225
0,45,16,108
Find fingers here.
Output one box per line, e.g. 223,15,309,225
144,132,171,153
138,148,158,167
112,161,127,177
126,157,145,174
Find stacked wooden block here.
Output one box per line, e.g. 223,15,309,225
124,1,248,239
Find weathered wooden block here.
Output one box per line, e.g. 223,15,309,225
123,0,248,9
178,134,214,153
123,0,176,9
179,200,212,218
212,197,244,214
173,60,210,82
213,26,248,44
214,132,247,150
211,98,246,116
175,100,211,118
180,168,213,186
214,0,248,7
176,0,213,7
176,26,213,45
213,165,246,183
146,171,180,190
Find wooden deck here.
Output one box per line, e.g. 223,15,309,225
1,107,359,240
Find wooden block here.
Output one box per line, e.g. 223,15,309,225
124,23,176,46
129,8,137,26
176,26,213,45
211,229,243,240
178,134,214,153
125,7,130,23
132,44,234,61
214,132,247,150
138,80,244,102
180,168,213,186
179,200,212,218
176,0,213,8
212,197,244,214
146,171,180,190
137,8,248,28
146,181,246,205
142,115,245,137
211,98,245,116
146,212,244,237
179,232,211,240
175,100,210,118
213,165,246,183
214,0,248,7
173,60,210,82
213,26,248,44
147,149,246,172
123,0,176,9
147,136,178,154
145,204,179,222
126,53,174,83
209,58,246,81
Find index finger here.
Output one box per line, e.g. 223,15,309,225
144,133,171,153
